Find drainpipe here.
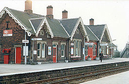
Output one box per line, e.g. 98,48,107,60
67,37,70,62
97,41,99,57
24,31,27,65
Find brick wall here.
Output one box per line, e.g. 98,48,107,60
0,13,29,64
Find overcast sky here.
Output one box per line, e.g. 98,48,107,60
0,0,129,51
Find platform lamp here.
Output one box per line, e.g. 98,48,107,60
111,39,116,58
84,35,89,61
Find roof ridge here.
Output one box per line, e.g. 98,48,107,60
6,7,45,17
59,17,79,21
87,24,106,26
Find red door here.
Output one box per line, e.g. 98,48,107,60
88,47,93,60
16,47,21,64
53,47,57,63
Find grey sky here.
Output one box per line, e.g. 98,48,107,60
0,0,129,51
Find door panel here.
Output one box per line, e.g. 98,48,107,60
88,48,93,58
53,47,56,63
16,47,21,64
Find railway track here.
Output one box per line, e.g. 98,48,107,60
21,66,129,84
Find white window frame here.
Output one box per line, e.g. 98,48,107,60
37,41,46,59
74,40,81,56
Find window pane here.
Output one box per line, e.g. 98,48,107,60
61,44,64,50
89,45,92,47
42,44,45,58
85,45,88,56
38,50,40,56
37,43,40,56
61,44,65,56
61,50,64,56
76,41,78,48
38,43,40,49
42,44,44,49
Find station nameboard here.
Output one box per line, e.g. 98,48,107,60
3,30,12,36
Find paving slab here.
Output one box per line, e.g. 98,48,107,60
0,58,129,76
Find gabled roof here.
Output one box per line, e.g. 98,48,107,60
0,7,69,38
29,17,45,33
87,25,105,40
59,17,89,41
59,18,79,36
0,7,44,36
84,25,99,41
87,24,112,42
46,17,69,38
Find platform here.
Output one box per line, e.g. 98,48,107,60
0,58,129,76
81,70,129,84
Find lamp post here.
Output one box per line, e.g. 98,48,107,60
111,39,116,58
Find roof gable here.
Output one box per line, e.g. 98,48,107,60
87,25,105,40
29,17,45,33
60,17,89,41
88,24,112,42
0,7,44,36
59,18,79,36
101,29,110,42
85,25,99,41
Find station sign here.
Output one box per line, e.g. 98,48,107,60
23,46,28,56
100,43,108,46
3,30,12,36
22,40,29,43
31,38,42,41
85,43,94,45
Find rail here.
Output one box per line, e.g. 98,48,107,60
21,65,129,84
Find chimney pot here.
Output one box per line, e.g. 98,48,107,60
89,18,94,25
24,0,33,14
62,10,68,19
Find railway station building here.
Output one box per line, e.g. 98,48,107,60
0,0,115,64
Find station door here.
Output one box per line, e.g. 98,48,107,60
15,47,21,64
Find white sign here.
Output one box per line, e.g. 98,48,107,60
100,43,108,46
3,30,13,36
71,47,74,55
71,43,74,46
22,40,29,43
31,38,42,41
23,46,28,56
48,46,51,55
85,43,94,45
33,50,37,55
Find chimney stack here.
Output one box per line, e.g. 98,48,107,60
46,5,53,19
62,10,68,19
24,0,33,14
89,18,94,25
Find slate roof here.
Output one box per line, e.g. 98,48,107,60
59,18,79,36
84,25,98,41
29,17,45,33
5,7,44,34
46,17,69,38
1,7,110,41
87,25,105,40
2,7,69,38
